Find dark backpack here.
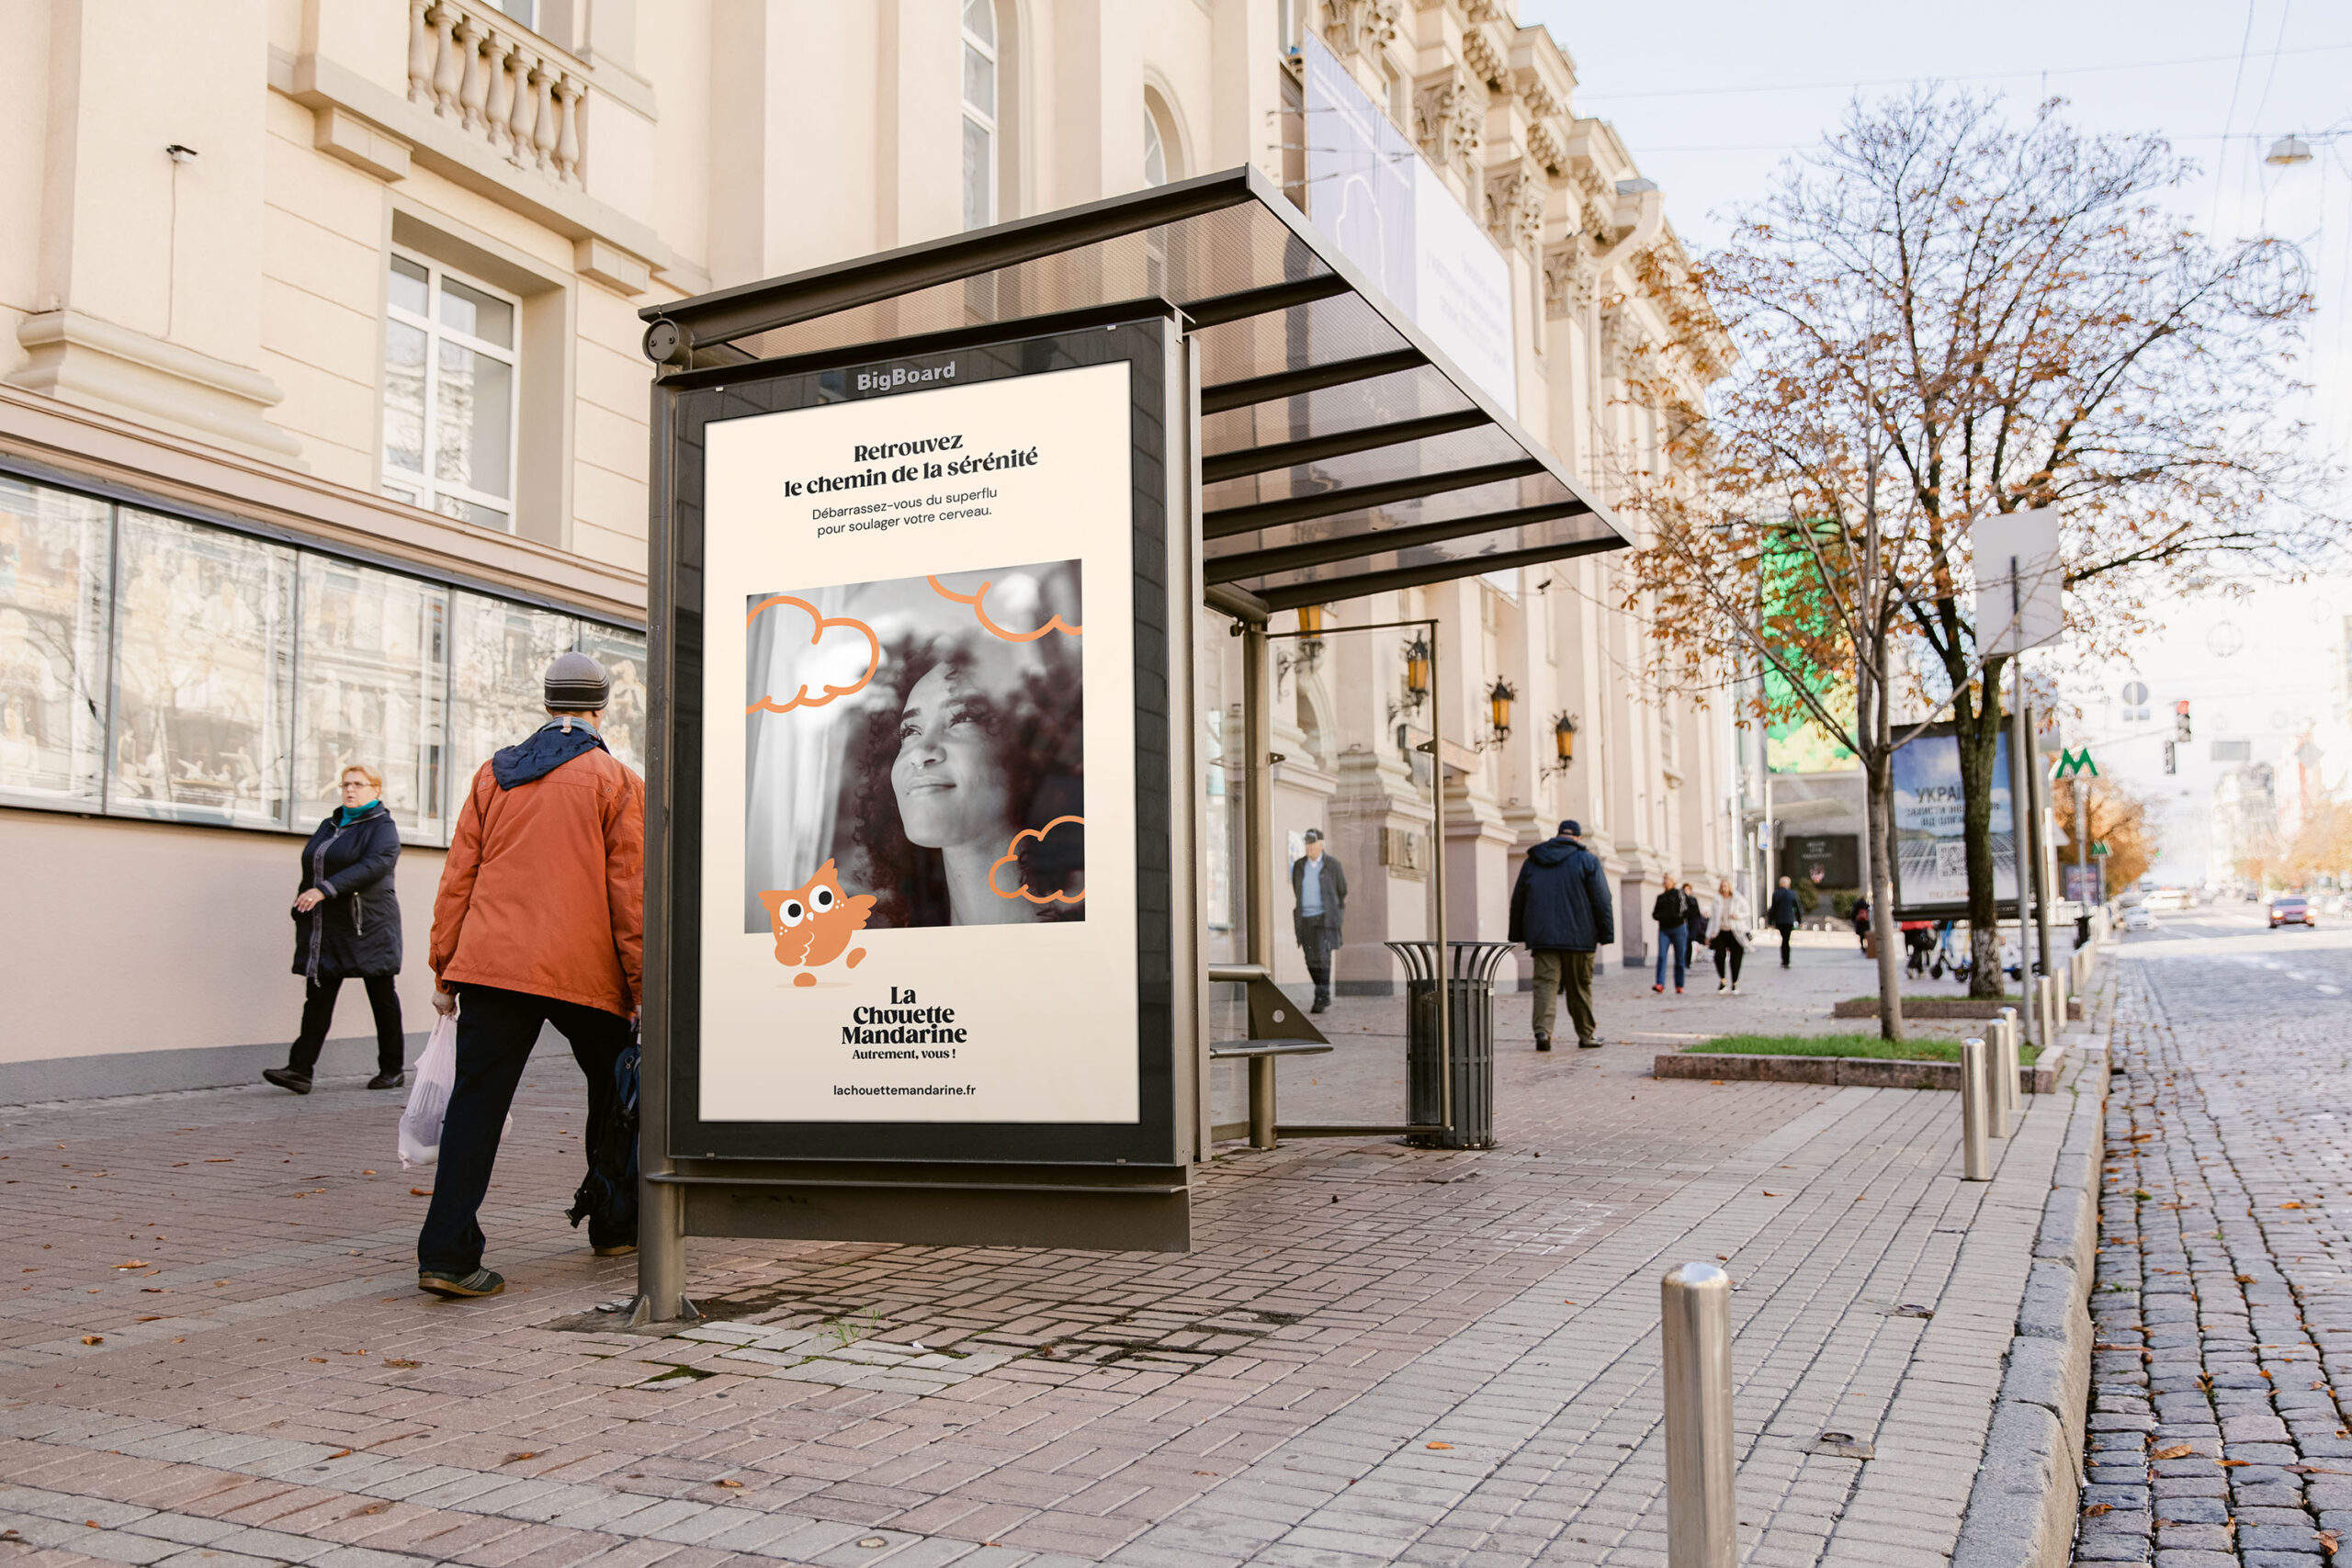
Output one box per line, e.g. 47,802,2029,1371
567,1038,640,1239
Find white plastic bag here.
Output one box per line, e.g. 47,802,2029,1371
398,1014,458,1169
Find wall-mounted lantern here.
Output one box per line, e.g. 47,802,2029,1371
1541,712,1578,779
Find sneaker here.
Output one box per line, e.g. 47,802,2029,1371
1310,997,1329,1014
417,1269,505,1299
1534,1031,1551,1053
1653,983,1665,994
367,1069,404,1090
262,1067,311,1095
1718,979,1728,992
1731,982,1740,995
1577,1037,1604,1049
1676,987,1684,995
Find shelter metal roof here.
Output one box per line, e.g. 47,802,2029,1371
640,165,1626,612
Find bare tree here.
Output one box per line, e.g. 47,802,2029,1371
1623,88,2328,1000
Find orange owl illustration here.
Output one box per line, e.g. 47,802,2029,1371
757,860,876,987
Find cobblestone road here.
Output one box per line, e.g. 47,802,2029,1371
2077,912,2352,1566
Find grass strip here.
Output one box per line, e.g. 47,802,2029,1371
1690,1032,2041,1065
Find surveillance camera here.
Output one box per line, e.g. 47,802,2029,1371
164,144,198,164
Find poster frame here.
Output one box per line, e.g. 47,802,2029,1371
650,307,1184,1171
1888,718,2026,922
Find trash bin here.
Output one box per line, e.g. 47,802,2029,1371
1385,940,1514,1150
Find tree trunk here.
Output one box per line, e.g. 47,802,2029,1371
1867,743,1905,1041
1955,660,2007,998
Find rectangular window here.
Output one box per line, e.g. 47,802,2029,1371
447,591,576,791
295,556,449,842
382,254,520,534
573,621,648,774
108,510,297,829
961,0,999,231
0,473,642,843
2211,739,2252,763
0,478,111,806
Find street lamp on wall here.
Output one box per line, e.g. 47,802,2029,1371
1474,679,1516,751
1387,633,1433,757
1541,712,1578,779
1276,603,1328,683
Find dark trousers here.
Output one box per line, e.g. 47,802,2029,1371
1531,950,1598,1044
416,984,633,1276
288,974,404,1075
1776,926,1794,965
1712,936,1746,984
1295,914,1339,1001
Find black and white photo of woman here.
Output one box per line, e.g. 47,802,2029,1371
741,560,1084,933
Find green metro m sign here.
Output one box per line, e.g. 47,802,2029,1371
2055,748,2098,778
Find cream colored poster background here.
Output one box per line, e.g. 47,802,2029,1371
699,361,1140,1122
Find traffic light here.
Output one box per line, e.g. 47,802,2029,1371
2174,699,2192,740
2163,740,2177,774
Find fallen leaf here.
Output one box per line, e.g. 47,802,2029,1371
1427,1441,1453,1450
2084,1503,2113,1516
383,1359,420,1369
348,1502,390,1518
1763,1191,1781,1196
410,1188,431,1197
362,1170,377,1176
80,1336,101,1346
2319,1529,2339,1552
326,1450,352,1460
714,1478,743,1488
2282,1201,2305,1210
2217,1459,2251,1468
2153,1444,2196,1460
307,1357,327,1363
1194,1470,1216,1476
503,1452,537,1464
135,1315,162,1323
113,1261,149,1270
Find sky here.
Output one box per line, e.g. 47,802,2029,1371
1520,0,2352,882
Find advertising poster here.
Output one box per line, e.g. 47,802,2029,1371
696,360,1140,1124
1890,725,2018,914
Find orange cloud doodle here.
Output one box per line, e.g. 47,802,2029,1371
989,816,1086,903
928,576,1082,642
746,596,879,714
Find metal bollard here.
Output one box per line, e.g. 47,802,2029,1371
1960,1037,1992,1181
1661,1261,1736,1568
1995,1007,2019,1134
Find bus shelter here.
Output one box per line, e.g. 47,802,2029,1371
631,165,1624,1323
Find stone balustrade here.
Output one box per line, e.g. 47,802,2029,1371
406,0,586,186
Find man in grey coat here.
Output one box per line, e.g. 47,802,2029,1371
1290,829,1348,1013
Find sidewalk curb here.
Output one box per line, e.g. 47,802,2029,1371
1950,959,2114,1568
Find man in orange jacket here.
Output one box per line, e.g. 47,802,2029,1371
415,651,645,1299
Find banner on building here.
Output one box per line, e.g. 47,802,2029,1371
1759,522,1857,773
682,324,1171,1148
1889,721,2021,919
1301,33,1518,417
1785,832,1860,890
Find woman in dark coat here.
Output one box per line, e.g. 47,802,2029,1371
265,764,407,1094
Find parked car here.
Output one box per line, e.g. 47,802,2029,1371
2270,896,2314,929
2122,906,2156,932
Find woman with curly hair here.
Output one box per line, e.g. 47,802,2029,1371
845,633,1082,927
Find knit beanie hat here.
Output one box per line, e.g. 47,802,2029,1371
544,651,610,711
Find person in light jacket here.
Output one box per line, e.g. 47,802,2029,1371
1708,878,1750,994
265,764,406,1095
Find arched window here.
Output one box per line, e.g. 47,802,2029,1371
1142,108,1167,187
961,0,999,230
1142,85,1182,189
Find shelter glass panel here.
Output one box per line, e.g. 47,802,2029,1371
573,621,649,774
108,510,296,829
0,478,110,807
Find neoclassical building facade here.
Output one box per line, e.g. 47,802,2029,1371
0,0,1731,1094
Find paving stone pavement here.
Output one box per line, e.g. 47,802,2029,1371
2075,914,2352,1566
1,937,2064,1567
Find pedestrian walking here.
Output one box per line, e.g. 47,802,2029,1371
1708,879,1749,993
1508,820,1615,1051
1767,874,1800,967
414,652,645,1300
265,763,408,1094
1289,829,1348,1013
1651,882,1695,993
1852,894,1871,951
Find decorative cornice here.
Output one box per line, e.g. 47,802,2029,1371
1485,164,1545,254
1543,236,1595,318
1324,0,1402,60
